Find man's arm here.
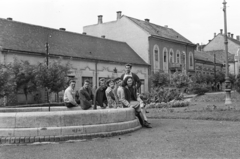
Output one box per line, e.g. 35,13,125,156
133,73,141,90
65,89,77,106
118,88,130,107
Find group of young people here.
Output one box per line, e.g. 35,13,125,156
63,63,151,128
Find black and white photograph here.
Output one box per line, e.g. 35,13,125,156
0,0,240,158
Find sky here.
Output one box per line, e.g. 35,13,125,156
1,0,239,45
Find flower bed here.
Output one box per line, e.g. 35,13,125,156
147,100,190,109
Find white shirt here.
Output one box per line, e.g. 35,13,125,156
123,72,132,80
63,86,77,105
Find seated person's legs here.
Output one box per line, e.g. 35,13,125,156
65,102,77,108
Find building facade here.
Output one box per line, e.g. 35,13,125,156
0,18,149,104
204,30,240,75
83,11,196,76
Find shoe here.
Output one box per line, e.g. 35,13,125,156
144,120,151,125
143,123,152,128
143,122,152,128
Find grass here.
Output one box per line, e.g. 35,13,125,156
147,92,240,122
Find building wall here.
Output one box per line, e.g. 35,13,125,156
1,51,149,104
204,34,240,55
149,37,195,74
195,60,223,75
83,17,150,64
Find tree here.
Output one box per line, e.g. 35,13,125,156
150,71,170,88
8,58,38,104
0,64,14,98
171,72,190,89
35,58,70,102
235,74,240,94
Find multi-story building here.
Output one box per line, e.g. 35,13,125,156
204,30,240,75
0,18,149,104
83,11,196,76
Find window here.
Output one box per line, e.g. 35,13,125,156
155,49,158,61
169,49,174,63
163,48,168,73
189,52,193,67
176,50,180,63
82,77,93,88
153,45,160,73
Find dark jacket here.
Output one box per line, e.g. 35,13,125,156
79,87,94,110
123,86,137,103
120,72,141,90
94,86,107,108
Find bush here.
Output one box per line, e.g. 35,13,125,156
189,83,209,95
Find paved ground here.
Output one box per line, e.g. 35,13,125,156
1,119,240,159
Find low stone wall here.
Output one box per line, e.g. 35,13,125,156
0,108,141,145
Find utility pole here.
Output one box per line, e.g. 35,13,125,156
214,54,216,91
223,0,232,105
45,42,50,111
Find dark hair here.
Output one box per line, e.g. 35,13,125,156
68,79,76,85
125,63,132,68
84,79,90,84
106,79,114,86
122,76,133,87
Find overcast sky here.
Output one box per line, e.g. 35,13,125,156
1,0,239,44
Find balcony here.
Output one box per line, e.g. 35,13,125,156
169,63,182,71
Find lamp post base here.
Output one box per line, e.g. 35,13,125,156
225,89,232,105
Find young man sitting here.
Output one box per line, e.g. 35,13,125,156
64,80,79,108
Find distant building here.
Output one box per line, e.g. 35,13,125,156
0,18,149,105
83,11,196,75
204,30,240,75
194,50,224,75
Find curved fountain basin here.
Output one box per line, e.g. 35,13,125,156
0,107,141,144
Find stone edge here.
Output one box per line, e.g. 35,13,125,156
0,125,141,145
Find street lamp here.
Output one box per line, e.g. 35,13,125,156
223,0,232,105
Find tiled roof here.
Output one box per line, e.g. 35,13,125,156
126,16,194,45
194,50,223,64
0,18,148,66
228,36,240,46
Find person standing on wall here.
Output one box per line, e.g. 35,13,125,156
120,63,141,92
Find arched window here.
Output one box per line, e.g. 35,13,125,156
176,50,180,63
153,45,160,72
189,52,194,68
163,47,168,73
169,49,174,63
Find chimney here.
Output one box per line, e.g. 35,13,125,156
82,32,87,35
164,25,168,28
7,17,12,20
231,34,234,38
209,40,211,43
98,15,103,24
220,29,223,34
116,11,122,20
59,28,66,31
101,35,105,38
144,19,150,22
214,33,216,37
228,32,230,37
237,35,240,41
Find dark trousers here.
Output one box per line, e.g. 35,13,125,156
65,102,76,108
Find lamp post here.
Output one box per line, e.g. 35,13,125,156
45,42,50,111
223,0,232,105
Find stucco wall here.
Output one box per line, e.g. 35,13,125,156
0,52,148,104
83,17,150,64
204,34,240,55
149,38,195,74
